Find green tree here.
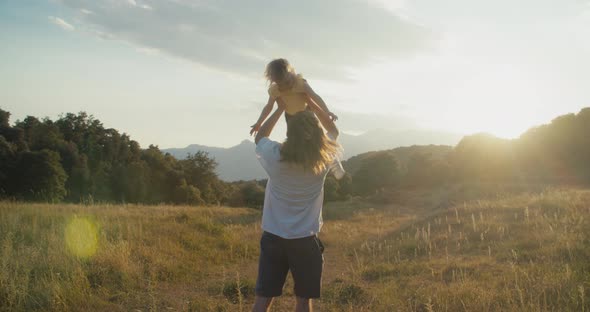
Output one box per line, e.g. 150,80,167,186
0,136,17,196
181,151,221,204
173,179,205,205
0,109,10,128
241,181,265,208
404,153,450,187
338,172,353,199
353,152,399,196
324,176,341,202
141,145,177,203
450,133,518,182
15,149,67,202
15,117,64,152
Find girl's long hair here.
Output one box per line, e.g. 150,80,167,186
280,111,341,175
265,58,296,90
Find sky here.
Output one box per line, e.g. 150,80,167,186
1,0,589,148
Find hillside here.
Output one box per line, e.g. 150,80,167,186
339,128,461,159
343,144,453,175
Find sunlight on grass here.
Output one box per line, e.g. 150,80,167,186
0,188,588,311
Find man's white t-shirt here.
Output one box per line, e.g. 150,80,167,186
255,136,344,239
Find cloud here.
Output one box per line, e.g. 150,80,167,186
368,0,407,13
135,46,160,56
124,0,152,10
58,0,434,78
48,16,75,31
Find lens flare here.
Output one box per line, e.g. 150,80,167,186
65,217,98,258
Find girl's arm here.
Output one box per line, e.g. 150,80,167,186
250,96,275,136
303,81,338,121
255,100,286,144
304,94,339,139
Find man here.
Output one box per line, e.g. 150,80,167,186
251,97,344,312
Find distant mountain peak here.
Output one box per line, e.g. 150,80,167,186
163,127,462,181
364,127,391,135
186,143,205,148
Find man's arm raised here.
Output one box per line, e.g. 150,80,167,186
303,81,338,121
250,96,275,136
255,99,286,144
305,94,339,139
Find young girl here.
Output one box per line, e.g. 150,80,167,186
250,58,338,136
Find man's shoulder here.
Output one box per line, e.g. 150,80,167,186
256,137,278,146
256,138,281,156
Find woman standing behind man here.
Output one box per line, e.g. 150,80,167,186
251,60,345,312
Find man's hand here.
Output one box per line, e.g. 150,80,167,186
328,112,338,121
250,123,261,136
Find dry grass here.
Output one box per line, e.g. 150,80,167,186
1,187,589,311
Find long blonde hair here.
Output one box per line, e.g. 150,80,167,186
265,58,296,91
280,111,341,175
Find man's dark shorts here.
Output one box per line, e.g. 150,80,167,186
255,231,325,299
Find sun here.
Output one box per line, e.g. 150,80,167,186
439,65,547,139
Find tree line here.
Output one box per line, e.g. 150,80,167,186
344,107,590,197
1,107,589,206
0,109,256,205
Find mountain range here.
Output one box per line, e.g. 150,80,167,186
162,129,463,181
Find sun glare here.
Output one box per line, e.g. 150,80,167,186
65,217,98,258
440,65,546,139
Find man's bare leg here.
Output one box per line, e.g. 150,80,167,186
295,297,312,312
252,296,273,312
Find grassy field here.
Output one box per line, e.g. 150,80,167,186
1,186,589,311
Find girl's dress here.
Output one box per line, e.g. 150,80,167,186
268,74,309,118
